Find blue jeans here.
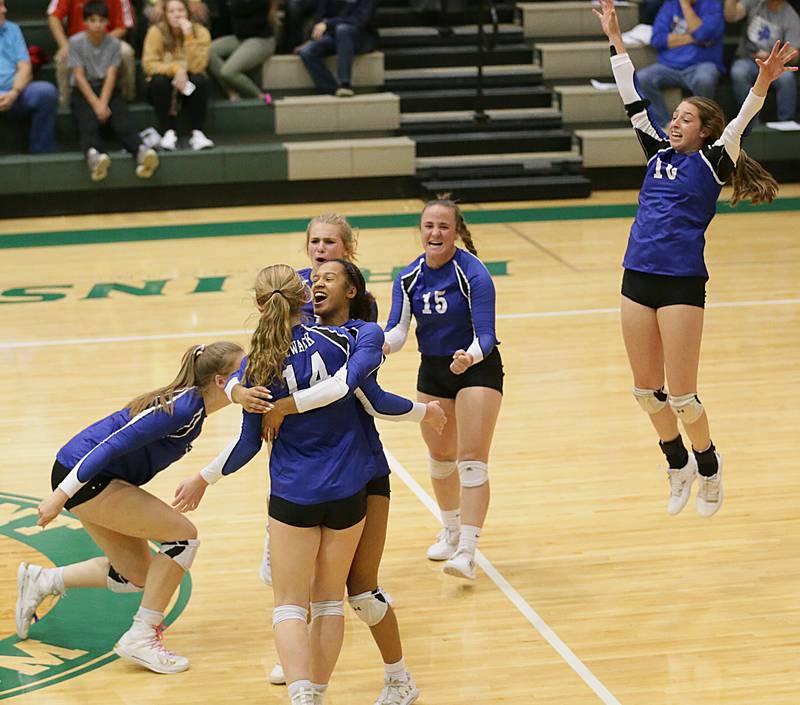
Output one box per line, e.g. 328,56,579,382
731,57,797,122
637,61,721,127
8,80,58,153
298,23,377,94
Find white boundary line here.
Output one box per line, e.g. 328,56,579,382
2,298,799,350
384,449,623,705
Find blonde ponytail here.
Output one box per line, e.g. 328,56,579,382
126,341,244,416
244,264,307,388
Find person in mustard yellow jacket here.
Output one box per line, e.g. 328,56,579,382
142,0,214,150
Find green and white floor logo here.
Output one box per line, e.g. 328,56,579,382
0,491,191,699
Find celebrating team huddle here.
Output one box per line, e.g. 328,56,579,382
12,6,798,700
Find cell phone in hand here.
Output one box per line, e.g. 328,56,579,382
182,81,196,96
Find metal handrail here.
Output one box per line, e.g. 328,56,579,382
474,0,500,123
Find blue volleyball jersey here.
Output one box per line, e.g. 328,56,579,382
56,389,206,497
610,51,764,278
213,324,377,504
284,319,426,481
384,247,498,360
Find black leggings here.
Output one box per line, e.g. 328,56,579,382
147,73,210,134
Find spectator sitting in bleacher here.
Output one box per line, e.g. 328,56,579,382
725,0,800,121
282,0,317,53
68,0,159,181
208,0,278,101
298,0,377,96
0,0,58,153
48,0,136,105
637,0,726,126
142,0,213,150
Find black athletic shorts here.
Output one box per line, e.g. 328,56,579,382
417,347,504,399
621,269,706,309
51,460,113,510
268,487,367,530
365,473,390,498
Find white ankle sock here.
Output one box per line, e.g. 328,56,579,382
49,567,66,593
459,524,481,554
384,657,407,679
311,682,328,693
441,508,460,532
135,607,164,626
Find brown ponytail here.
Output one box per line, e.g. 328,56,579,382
729,148,779,206
244,264,308,388
126,341,244,416
684,97,779,207
423,193,478,256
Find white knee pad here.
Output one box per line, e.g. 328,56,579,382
458,460,488,488
633,386,668,414
429,456,457,480
668,393,704,424
310,600,344,620
273,604,308,628
159,539,200,571
348,588,389,627
107,565,143,593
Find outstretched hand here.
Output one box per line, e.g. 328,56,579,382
756,41,798,83
592,0,622,41
173,473,208,513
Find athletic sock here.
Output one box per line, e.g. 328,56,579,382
384,657,408,680
441,508,460,533
459,524,481,555
288,680,313,698
693,442,719,477
310,682,328,693
135,607,164,626
659,434,689,469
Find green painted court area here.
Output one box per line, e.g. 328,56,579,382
0,492,191,700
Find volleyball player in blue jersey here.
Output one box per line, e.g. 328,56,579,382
15,341,244,674
191,259,443,705
594,0,796,517
175,264,380,705
383,197,504,580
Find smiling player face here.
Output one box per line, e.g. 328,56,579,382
668,101,709,154
420,204,458,263
311,261,355,322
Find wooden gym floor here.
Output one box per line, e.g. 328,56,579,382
0,186,798,704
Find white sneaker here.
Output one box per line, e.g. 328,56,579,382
269,661,285,685
259,529,272,585
113,618,189,674
86,148,111,182
426,527,459,561
374,673,420,705
16,563,63,639
136,145,159,179
696,454,723,518
666,454,697,516
290,686,318,705
443,548,476,580
189,129,214,150
160,129,178,151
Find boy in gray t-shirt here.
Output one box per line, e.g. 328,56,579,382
68,0,159,181
725,0,800,120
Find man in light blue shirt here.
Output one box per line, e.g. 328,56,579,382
637,0,726,126
0,0,58,152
